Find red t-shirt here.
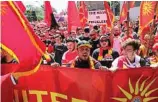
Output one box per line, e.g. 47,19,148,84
62,50,78,64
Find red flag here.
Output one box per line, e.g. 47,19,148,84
68,1,81,32
120,1,128,24
1,1,49,78
2,64,158,102
44,1,53,27
139,1,157,34
104,1,115,29
15,1,26,13
79,1,88,27
129,1,135,8
112,68,158,102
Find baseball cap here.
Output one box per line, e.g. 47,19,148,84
77,40,92,48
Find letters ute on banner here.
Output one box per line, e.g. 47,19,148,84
1,64,158,102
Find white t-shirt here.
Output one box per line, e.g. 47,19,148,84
112,55,142,68
113,37,121,54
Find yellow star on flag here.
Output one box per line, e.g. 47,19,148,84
142,2,153,16
112,76,158,102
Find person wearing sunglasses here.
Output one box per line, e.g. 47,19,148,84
79,27,91,41
92,35,119,68
89,29,100,55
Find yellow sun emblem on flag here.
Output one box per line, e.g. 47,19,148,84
112,76,158,102
142,2,153,16
0,4,7,15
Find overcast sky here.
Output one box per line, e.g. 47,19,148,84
22,0,68,13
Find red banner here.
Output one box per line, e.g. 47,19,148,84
2,65,158,102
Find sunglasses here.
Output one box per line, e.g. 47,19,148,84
100,40,108,42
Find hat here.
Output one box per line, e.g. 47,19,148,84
84,27,90,33
77,40,92,48
99,35,110,40
66,37,77,43
77,27,82,31
55,30,61,34
93,25,100,33
54,34,61,38
93,25,99,30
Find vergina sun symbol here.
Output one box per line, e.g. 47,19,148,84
112,75,158,102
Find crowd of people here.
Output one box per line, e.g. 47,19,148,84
1,18,158,71
32,17,158,70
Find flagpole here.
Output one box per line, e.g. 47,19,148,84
127,1,130,37
153,2,158,28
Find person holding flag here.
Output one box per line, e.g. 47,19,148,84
1,48,17,64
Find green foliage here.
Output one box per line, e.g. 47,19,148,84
25,4,44,21
25,4,57,21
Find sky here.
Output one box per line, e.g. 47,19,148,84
22,0,68,13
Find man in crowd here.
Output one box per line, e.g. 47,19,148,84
92,35,119,68
54,34,67,65
110,39,146,70
70,29,81,42
63,30,70,43
133,20,139,34
89,29,100,55
62,37,78,67
112,26,122,54
121,27,133,41
76,27,83,38
70,30,77,39
79,27,90,41
70,40,103,69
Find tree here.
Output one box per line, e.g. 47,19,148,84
25,3,58,21
25,4,44,21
